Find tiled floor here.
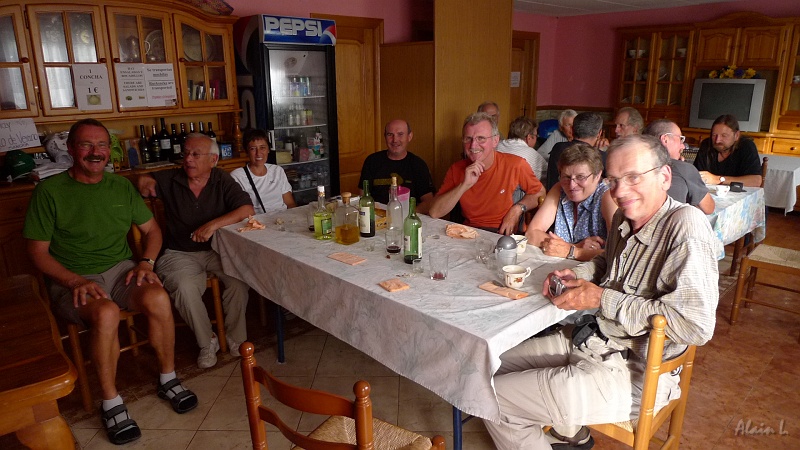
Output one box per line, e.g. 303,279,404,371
3,209,799,449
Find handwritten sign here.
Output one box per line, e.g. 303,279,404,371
145,64,177,107
0,118,41,152
114,63,177,108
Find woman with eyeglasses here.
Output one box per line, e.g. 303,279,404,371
230,129,297,214
525,143,616,261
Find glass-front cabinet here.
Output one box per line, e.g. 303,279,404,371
28,5,113,116
619,33,651,107
652,30,692,111
0,6,38,118
175,17,234,108
777,24,800,134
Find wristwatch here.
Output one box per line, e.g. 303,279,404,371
719,176,726,184
515,202,527,214
567,245,576,260
140,258,156,266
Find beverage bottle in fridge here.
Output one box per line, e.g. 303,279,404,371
138,125,151,164
313,185,333,240
334,192,360,245
359,180,375,237
403,197,422,264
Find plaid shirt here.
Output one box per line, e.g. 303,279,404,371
573,196,721,359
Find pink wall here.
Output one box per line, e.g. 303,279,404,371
225,0,414,43
515,0,800,108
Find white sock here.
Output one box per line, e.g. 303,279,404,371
159,371,185,399
101,395,127,427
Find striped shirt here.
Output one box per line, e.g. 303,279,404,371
572,197,721,360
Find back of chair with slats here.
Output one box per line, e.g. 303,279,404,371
590,315,697,450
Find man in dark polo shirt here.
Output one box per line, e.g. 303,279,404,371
137,133,254,369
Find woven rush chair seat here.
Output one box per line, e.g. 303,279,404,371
731,244,800,342
292,415,435,450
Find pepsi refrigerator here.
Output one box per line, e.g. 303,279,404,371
234,15,339,205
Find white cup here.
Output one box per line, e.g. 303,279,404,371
502,265,532,289
511,234,527,254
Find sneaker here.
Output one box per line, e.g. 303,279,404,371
227,337,241,358
197,335,220,369
546,426,594,449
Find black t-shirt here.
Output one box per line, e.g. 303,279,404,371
358,150,435,204
694,137,762,178
668,159,708,207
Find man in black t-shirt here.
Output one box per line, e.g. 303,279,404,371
359,119,435,214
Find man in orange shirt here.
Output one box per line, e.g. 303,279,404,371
429,112,545,235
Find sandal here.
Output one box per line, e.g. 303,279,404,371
157,378,198,414
100,404,141,445
547,426,595,449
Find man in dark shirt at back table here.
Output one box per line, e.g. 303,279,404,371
359,119,435,214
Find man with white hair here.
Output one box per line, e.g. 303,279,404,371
538,109,577,163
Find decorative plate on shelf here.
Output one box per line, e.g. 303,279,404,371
145,30,165,62
183,30,202,62
658,66,668,81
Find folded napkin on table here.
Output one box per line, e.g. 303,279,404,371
445,224,478,239
237,216,266,232
378,278,410,292
478,281,528,300
328,252,366,265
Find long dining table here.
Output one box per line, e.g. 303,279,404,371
213,206,579,449
706,186,766,274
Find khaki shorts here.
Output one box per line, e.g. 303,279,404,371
49,260,137,327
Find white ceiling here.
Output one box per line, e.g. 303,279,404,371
514,0,739,17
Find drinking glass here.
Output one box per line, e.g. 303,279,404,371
429,251,449,280
385,229,402,255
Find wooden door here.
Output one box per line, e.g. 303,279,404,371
510,31,539,121
311,14,383,195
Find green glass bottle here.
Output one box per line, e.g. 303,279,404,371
313,185,333,240
403,198,422,264
359,180,375,237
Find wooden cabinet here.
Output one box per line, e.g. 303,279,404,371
738,26,788,67
618,33,651,108
772,138,800,156
0,186,38,281
695,28,738,67
174,15,235,108
778,24,800,134
0,6,38,118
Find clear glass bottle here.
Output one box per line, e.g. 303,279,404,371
334,192,360,245
403,197,422,264
386,176,404,232
313,185,333,240
359,180,375,237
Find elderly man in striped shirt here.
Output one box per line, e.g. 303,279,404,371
484,134,720,450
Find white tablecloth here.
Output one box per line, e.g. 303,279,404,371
707,187,766,259
760,154,800,214
212,208,578,422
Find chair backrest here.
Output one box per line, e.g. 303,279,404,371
760,156,768,188
241,342,445,450
590,315,697,449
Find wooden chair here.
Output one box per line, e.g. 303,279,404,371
240,342,446,450
730,244,800,342
729,156,769,276
588,315,697,450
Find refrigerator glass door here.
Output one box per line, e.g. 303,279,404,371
268,48,331,204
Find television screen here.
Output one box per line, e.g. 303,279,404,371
689,78,766,132
697,83,754,121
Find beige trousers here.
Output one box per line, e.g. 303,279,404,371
483,327,679,450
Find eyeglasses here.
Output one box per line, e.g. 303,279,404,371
604,166,661,189
181,152,212,159
559,173,596,184
663,133,686,144
76,142,110,151
462,135,496,145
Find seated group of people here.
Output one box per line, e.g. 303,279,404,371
23,105,751,447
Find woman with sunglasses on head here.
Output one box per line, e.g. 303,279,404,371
525,143,616,261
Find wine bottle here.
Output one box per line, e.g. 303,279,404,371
207,122,217,143
199,121,206,135
148,125,161,162
158,118,171,161
386,176,404,232
189,122,196,134
170,124,181,161
138,125,151,164
403,198,422,264
179,123,188,144
359,180,375,237
313,185,333,240
334,192,360,245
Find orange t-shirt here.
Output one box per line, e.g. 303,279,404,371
437,152,543,229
